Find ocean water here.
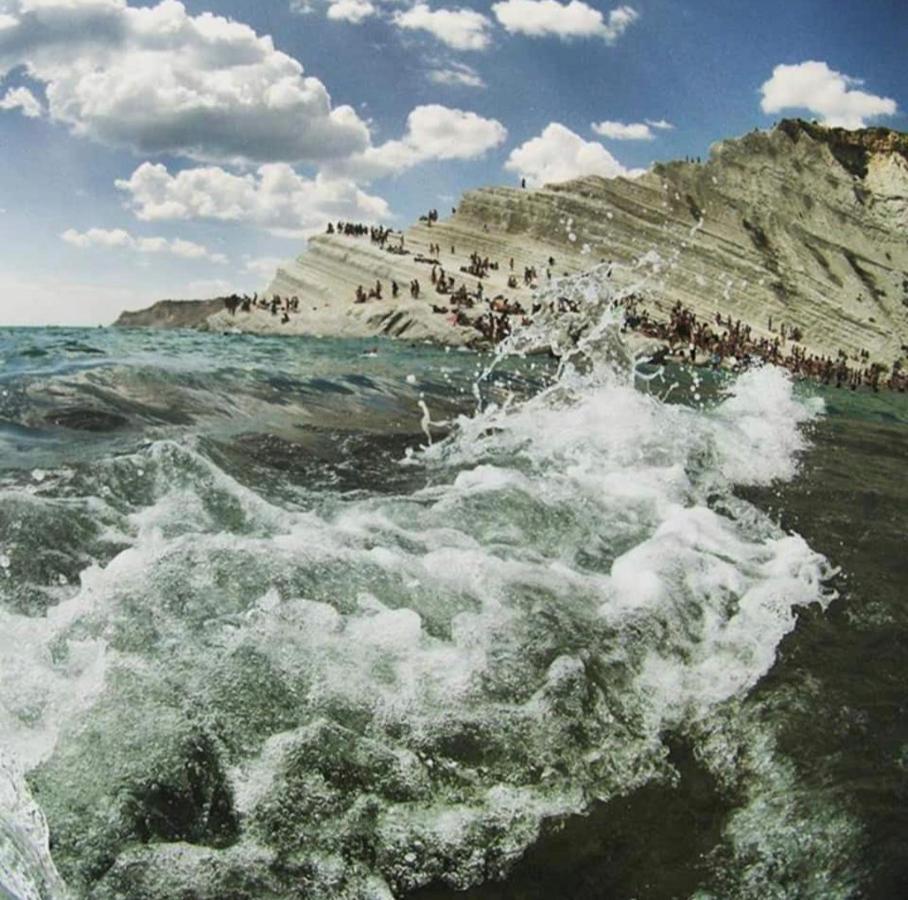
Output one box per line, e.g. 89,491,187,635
0,287,906,898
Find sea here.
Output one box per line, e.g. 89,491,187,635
1,275,906,899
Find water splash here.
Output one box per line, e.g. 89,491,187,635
0,755,68,900
0,284,854,898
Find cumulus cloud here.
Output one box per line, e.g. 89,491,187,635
61,228,134,250
428,61,485,89
492,1,638,42
115,104,504,234
592,120,654,140
760,61,897,129
0,85,42,117
115,162,390,238
0,0,370,164
505,122,638,187
646,118,674,131
335,103,507,181
61,227,227,263
185,277,235,297
393,5,493,51
243,256,287,281
325,0,376,24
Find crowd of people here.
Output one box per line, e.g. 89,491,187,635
232,219,905,393
342,232,536,343
327,221,404,250
223,292,300,324
326,221,370,237
619,296,906,392
339,226,902,392
462,251,499,280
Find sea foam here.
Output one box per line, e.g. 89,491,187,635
0,272,850,898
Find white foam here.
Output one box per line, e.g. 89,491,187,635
0,755,68,900
0,268,836,896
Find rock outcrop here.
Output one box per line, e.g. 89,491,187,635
136,120,908,367
113,298,224,329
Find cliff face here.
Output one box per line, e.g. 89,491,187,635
191,120,908,364
777,119,908,179
113,298,224,329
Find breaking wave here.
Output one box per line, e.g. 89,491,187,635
0,272,858,898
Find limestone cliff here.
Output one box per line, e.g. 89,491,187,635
171,120,908,365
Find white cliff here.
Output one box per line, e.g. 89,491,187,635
160,120,908,367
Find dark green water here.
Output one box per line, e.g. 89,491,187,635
0,326,905,899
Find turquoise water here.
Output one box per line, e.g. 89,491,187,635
0,322,906,899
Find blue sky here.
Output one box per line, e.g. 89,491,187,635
0,0,904,325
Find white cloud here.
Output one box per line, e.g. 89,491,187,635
335,103,506,181
116,162,390,238
0,0,370,164
0,85,42,117
326,0,376,23
592,120,653,140
646,118,674,131
116,105,504,234
243,256,286,281
61,227,133,250
505,122,638,187
393,4,493,51
428,61,485,89
492,1,638,42
186,278,235,297
760,61,897,129
61,227,227,263
163,238,226,262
